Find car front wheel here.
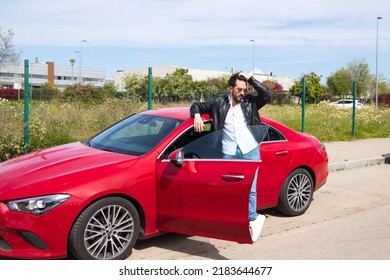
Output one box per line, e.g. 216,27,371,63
68,197,140,260
276,168,314,216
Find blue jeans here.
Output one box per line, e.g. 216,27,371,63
223,146,260,221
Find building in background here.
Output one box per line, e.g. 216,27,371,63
115,65,294,92
0,59,106,90
115,65,229,92
1,61,294,93
250,68,295,92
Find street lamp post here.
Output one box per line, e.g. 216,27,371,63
69,58,76,85
250,39,255,77
375,17,382,110
79,40,87,83
75,51,80,83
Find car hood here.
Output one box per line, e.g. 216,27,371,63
0,142,139,200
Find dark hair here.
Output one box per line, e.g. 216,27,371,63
228,72,247,87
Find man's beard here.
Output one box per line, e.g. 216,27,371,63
233,94,243,103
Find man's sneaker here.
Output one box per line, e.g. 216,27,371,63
249,214,265,242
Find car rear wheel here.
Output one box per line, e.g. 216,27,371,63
68,197,140,260
276,168,313,216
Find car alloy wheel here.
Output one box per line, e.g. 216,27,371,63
68,197,140,260
277,168,314,216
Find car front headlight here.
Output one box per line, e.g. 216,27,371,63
7,194,71,215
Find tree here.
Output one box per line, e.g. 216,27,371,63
290,72,324,103
208,75,229,95
193,79,215,101
326,68,351,98
120,69,229,102
164,68,194,101
101,83,118,98
123,74,143,100
153,76,167,103
326,59,373,99
378,79,390,94
347,59,373,98
0,28,20,66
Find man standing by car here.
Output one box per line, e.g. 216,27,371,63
190,72,272,242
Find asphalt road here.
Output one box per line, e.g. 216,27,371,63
127,164,390,260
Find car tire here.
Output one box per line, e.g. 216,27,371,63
276,168,314,216
68,197,140,260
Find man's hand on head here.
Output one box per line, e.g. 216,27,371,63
239,72,251,81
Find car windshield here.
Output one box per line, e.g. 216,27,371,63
339,100,353,104
87,113,183,156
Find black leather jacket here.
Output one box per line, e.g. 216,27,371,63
190,76,272,143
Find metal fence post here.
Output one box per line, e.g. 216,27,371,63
301,77,306,133
352,81,357,136
24,60,29,153
148,67,152,110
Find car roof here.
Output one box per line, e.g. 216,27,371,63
140,107,196,121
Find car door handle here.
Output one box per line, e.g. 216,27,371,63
222,174,245,182
276,150,289,156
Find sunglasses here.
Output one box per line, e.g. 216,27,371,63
234,87,247,93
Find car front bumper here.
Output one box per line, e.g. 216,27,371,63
0,196,83,259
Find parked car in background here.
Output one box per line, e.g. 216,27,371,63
331,99,363,109
0,107,328,260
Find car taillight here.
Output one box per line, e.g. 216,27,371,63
318,143,328,161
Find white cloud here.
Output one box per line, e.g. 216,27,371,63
2,0,389,48
2,0,389,79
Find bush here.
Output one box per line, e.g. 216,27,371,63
0,85,61,101
58,84,111,104
0,88,24,100
0,98,24,161
378,93,390,107
270,91,293,105
0,98,148,162
30,87,60,101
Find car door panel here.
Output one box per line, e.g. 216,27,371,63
257,141,296,207
156,159,259,244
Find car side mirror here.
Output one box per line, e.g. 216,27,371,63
168,148,184,167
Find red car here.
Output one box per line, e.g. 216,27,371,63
0,107,328,260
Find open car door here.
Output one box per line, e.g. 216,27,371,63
156,127,260,244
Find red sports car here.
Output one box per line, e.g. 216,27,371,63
0,107,328,260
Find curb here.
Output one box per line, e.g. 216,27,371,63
328,156,388,172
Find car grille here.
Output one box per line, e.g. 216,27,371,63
0,236,11,251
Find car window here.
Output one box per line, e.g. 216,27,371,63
182,129,224,159
262,125,286,142
161,121,214,159
88,114,183,156
337,100,352,104
162,122,270,160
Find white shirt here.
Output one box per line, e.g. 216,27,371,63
222,98,258,155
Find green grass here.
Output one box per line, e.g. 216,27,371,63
261,102,390,142
1,98,389,162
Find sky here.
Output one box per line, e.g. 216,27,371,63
1,0,389,83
